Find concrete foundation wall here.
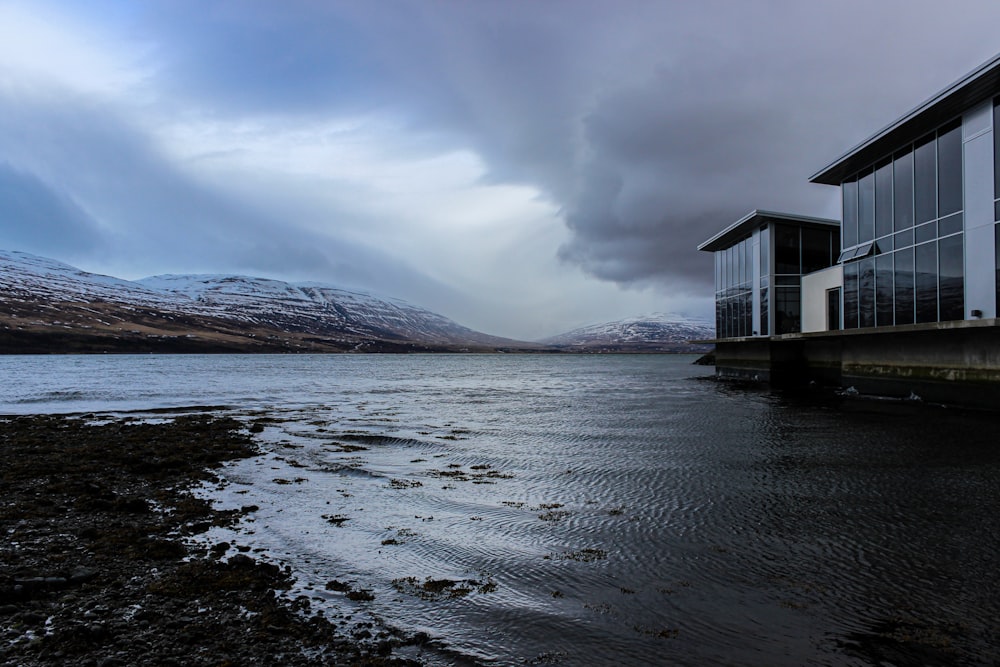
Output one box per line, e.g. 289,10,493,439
713,338,774,382
714,320,1000,409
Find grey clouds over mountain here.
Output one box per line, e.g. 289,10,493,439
2,1,1000,338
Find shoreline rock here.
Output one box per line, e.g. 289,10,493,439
0,413,423,666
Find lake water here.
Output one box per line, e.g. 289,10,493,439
2,354,998,666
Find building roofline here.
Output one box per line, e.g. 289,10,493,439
697,209,839,252
810,52,1000,185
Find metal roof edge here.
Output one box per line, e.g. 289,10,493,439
810,51,1000,184
697,209,839,252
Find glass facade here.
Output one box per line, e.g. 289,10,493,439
840,118,964,328
759,226,770,336
772,223,837,334
714,236,753,338
712,222,837,338
995,98,1000,310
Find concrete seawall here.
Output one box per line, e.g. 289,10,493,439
709,319,1000,409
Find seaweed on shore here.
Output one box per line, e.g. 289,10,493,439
0,413,422,666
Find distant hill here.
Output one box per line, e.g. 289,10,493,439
542,314,714,353
0,250,533,353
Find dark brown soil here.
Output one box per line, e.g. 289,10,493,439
0,414,424,666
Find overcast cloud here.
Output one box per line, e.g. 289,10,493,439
2,0,1000,339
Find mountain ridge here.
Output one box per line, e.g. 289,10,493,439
0,249,713,354
0,250,528,353
541,313,714,353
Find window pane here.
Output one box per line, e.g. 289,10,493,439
736,293,744,337
938,233,963,321
733,241,743,285
732,298,738,337
844,262,859,329
915,242,938,323
914,134,937,224
742,239,749,285
843,178,859,248
744,238,751,284
894,228,914,249
774,224,800,274
728,296,736,336
760,286,769,336
859,168,875,243
875,253,894,327
737,240,743,285
776,286,801,334
802,226,834,274
875,159,893,238
894,248,915,325
726,247,734,289
937,120,962,216
737,241,744,286
915,221,937,244
859,256,875,328
893,149,914,231
743,291,752,336
759,226,770,278
939,212,963,237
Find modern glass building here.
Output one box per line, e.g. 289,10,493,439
811,52,1000,328
695,53,1000,407
697,211,839,339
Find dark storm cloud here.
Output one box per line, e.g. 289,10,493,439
0,163,105,259
137,1,399,116
129,0,1000,294
8,0,1000,328
0,89,314,270
0,83,459,304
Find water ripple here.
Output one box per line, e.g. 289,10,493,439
6,354,999,665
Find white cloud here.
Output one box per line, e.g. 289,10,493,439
0,2,149,95
139,107,690,339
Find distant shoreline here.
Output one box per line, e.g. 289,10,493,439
0,327,712,355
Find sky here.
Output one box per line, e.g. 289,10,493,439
3,1,1000,340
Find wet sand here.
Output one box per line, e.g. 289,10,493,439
0,413,426,666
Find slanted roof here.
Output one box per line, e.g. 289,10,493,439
811,52,1000,185
696,209,839,253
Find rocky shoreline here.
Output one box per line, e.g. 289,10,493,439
0,413,426,666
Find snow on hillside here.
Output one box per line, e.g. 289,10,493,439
0,250,184,308
137,274,492,344
542,313,714,348
0,250,510,346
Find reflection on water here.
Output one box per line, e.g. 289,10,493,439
2,354,999,665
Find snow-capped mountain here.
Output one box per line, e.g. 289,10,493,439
0,250,185,309
0,250,524,353
136,273,505,346
543,314,714,352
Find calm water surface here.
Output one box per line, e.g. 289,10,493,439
2,354,998,666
